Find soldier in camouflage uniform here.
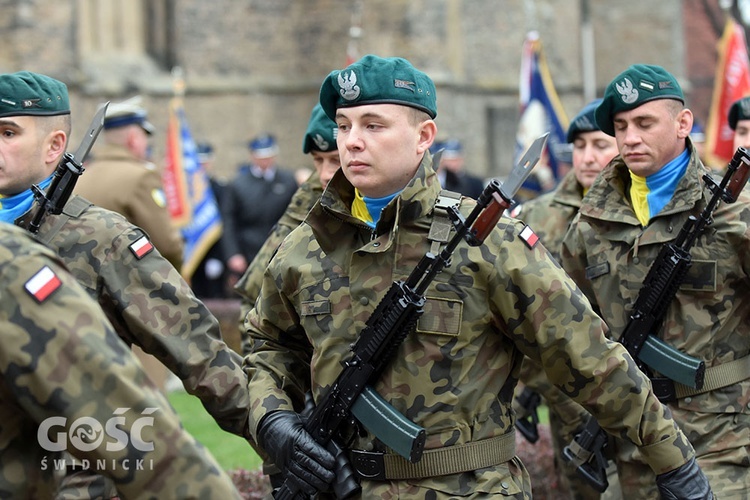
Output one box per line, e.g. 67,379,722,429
0,221,241,499
561,64,749,498
235,103,340,356
511,99,622,500
0,71,251,498
242,55,712,499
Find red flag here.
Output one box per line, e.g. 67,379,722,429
162,98,191,227
705,18,750,166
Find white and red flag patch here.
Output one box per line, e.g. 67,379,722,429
25,266,62,303
519,224,539,248
129,236,154,259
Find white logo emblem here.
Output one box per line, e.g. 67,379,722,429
337,71,360,101
313,133,329,150
615,77,639,104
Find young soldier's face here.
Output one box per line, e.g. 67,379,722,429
572,130,618,189
335,104,435,198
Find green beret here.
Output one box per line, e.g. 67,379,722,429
566,98,603,143
728,96,750,130
0,71,70,118
595,64,684,136
319,54,437,121
302,104,338,153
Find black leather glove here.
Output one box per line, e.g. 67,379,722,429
656,457,714,500
257,410,336,496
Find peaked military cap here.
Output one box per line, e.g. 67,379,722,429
319,54,437,121
596,64,684,136
441,139,463,159
104,96,155,135
249,133,279,158
728,96,750,130
566,98,604,143
0,71,70,118
302,104,338,154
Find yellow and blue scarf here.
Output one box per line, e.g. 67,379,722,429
351,188,399,228
629,149,689,226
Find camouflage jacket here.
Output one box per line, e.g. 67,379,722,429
0,222,240,499
19,196,250,438
244,154,694,494
561,144,750,415
513,170,588,418
513,169,583,262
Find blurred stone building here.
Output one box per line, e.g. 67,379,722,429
0,0,730,181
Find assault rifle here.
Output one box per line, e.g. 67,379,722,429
514,387,542,444
274,133,549,500
563,146,750,492
26,102,108,234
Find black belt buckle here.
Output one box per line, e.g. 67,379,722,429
349,450,387,481
651,377,677,403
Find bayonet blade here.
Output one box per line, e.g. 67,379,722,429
500,132,549,200
72,102,109,163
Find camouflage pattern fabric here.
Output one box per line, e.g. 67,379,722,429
512,170,622,500
234,170,324,356
244,153,695,498
561,142,750,498
0,222,240,499
17,196,251,497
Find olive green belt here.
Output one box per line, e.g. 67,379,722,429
674,355,750,399
349,430,516,481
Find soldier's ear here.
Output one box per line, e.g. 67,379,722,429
44,129,67,165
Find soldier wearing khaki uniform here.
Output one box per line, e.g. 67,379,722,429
512,99,622,499
561,64,750,498
74,96,184,270
0,71,252,498
243,55,712,499
0,221,241,499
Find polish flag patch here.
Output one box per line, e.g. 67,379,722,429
129,236,154,259
25,266,62,303
519,224,539,248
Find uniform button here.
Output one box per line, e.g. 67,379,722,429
684,397,692,404
360,297,369,305
501,482,509,489
746,402,750,410
372,242,380,247
633,257,640,264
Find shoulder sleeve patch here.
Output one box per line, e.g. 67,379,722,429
519,224,539,248
129,235,155,259
25,265,62,303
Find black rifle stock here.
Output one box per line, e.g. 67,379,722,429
26,103,108,234
273,133,549,500
563,147,750,491
514,387,542,444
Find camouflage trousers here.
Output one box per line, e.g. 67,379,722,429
615,407,750,499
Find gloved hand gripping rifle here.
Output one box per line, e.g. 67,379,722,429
273,133,549,500
563,146,750,492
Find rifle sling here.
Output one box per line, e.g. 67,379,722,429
658,354,750,401
349,430,516,480
428,190,462,254
29,196,89,246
